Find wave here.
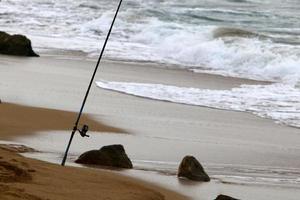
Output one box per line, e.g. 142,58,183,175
78,3,101,10
184,14,228,23
96,80,300,128
226,0,250,3
213,27,266,39
152,28,300,81
28,18,300,82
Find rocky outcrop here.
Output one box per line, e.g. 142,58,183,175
177,155,210,182
75,144,133,169
0,31,39,57
215,194,240,200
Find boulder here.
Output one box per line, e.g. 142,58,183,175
0,31,39,57
177,155,210,182
215,194,240,200
75,144,133,169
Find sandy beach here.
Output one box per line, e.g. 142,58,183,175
0,143,185,200
1,0,300,199
1,54,300,200
0,102,186,200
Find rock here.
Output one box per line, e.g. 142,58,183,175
75,144,133,169
215,194,240,200
0,31,39,57
177,155,210,182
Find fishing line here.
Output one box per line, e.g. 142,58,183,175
61,0,123,166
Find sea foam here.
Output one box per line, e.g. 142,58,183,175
96,80,300,128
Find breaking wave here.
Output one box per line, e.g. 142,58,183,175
213,27,264,38
1,0,300,82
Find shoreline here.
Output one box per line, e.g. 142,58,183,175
0,102,187,200
39,51,272,87
0,143,187,200
1,54,300,199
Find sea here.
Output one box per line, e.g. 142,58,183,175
3,0,299,127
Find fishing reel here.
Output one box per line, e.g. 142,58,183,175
78,124,89,137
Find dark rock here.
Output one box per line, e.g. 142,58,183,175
177,155,210,182
215,194,240,200
0,31,39,57
75,144,133,169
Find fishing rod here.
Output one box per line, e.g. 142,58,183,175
61,0,123,166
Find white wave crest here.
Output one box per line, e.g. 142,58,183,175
96,80,300,128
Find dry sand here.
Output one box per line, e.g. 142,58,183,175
0,102,186,200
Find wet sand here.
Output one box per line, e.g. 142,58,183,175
0,143,186,200
0,103,123,139
1,55,300,199
0,102,185,200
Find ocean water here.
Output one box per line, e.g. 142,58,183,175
1,0,300,81
2,0,300,126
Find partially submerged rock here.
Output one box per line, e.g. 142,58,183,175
0,31,39,57
177,155,210,182
75,144,133,169
215,194,240,200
